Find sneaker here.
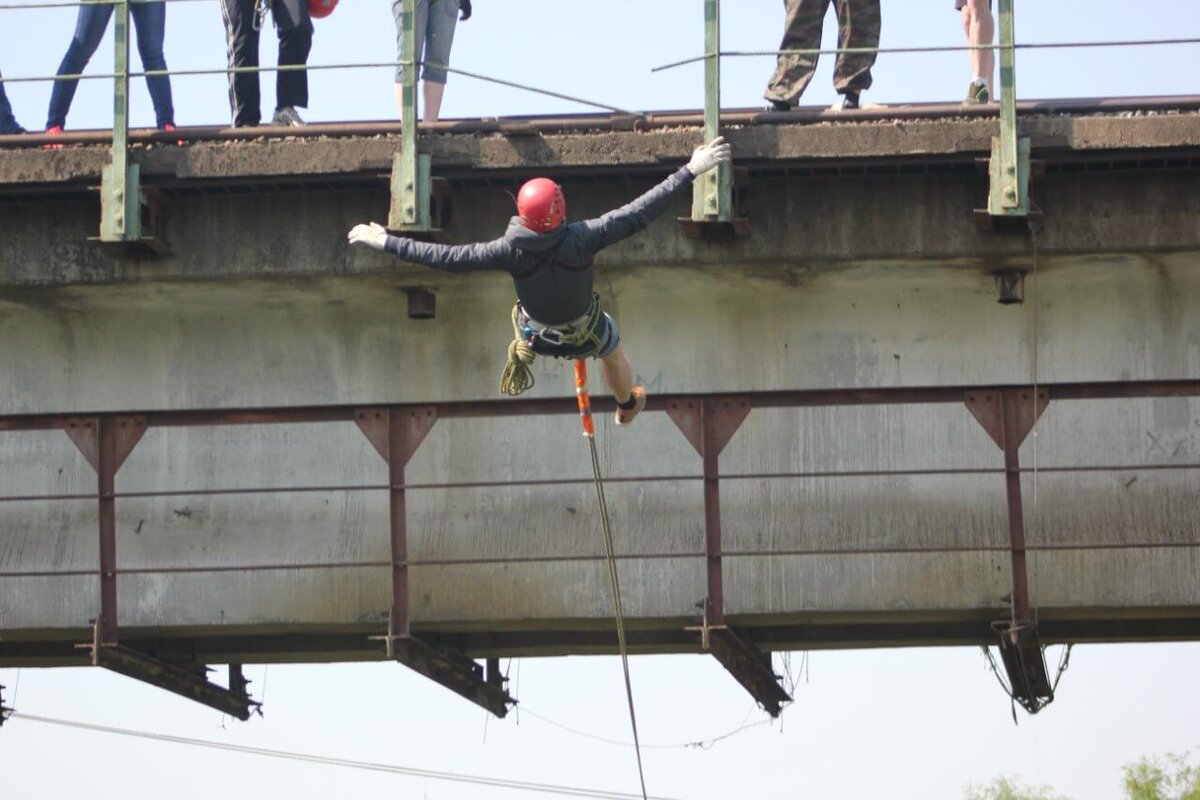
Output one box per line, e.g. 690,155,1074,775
614,385,647,427
964,79,990,104
43,124,64,150
271,106,305,127
765,99,792,112
0,120,25,135
837,92,860,111
162,122,183,146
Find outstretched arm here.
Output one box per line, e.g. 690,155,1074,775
578,136,732,251
347,222,510,272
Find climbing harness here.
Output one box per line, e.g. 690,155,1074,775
574,360,648,800
500,294,607,397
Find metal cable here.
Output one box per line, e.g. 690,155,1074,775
652,38,1200,72
573,360,648,800
7,712,680,800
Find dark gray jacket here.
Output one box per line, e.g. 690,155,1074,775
382,166,694,324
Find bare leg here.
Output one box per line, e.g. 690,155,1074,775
599,345,633,405
422,80,445,122
963,0,995,96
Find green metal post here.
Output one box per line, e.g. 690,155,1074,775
389,0,433,232
691,0,732,223
100,0,141,242
988,0,1029,217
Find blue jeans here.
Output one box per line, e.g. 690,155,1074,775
0,71,24,134
47,1,174,129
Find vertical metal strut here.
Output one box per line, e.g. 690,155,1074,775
389,0,435,233
986,0,1031,219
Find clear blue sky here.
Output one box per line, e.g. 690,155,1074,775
2,2,1199,799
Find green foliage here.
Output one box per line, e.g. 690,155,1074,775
963,776,1070,800
1123,751,1200,800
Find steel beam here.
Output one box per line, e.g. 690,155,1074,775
387,0,437,234
95,644,260,720
358,406,515,717
681,0,749,241
965,388,1054,712
62,415,259,717
668,397,791,716
983,0,1031,221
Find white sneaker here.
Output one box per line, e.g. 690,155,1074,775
272,106,306,127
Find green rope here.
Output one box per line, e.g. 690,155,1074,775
500,304,537,397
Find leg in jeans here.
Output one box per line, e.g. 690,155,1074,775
0,72,25,133
393,0,429,120
419,0,458,121
131,1,174,127
46,4,114,129
831,0,880,96
272,0,313,111
220,0,261,126
763,0,831,106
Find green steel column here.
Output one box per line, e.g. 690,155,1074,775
101,0,139,242
988,0,1029,217
691,0,731,222
389,0,432,231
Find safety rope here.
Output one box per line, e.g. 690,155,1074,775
574,360,648,800
500,304,537,396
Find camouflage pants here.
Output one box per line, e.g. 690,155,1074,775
764,0,881,105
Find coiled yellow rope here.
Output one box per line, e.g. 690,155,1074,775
500,304,537,396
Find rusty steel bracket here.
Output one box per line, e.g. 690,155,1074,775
89,634,261,720
966,388,1055,712
358,406,513,718
372,616,515,718
64,416,262,719
669,397,789,714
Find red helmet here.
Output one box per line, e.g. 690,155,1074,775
517,178,566,233
308,0,338,18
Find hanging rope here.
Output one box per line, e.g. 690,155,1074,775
500,304,537,396
574,360,648,800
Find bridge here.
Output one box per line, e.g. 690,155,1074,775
2,89,1198,724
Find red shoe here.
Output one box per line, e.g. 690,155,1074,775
162,122,183,146
43,125,64,150
614,385,647,427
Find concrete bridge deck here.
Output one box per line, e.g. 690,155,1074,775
0,98,1197,716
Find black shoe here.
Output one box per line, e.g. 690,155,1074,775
839,92,860,111
0,122,25,135
765,100,792,112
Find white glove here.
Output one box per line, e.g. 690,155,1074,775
347,221,388,250
686,136,732,176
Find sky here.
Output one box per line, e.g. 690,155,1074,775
2,1,1199,799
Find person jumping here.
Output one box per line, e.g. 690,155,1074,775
348,136,731,426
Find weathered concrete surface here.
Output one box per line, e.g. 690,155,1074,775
1,112,1198,665
1,113,1198,184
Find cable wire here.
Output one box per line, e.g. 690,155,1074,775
7,712,682,800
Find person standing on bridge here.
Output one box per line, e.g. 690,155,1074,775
764,0,881,112
220,0,313,127
0,72,25,135
347,137,732,426
43,0,176,139
393,0,470,123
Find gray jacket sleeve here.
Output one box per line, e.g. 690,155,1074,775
383,235,511,273
576,166,695,252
